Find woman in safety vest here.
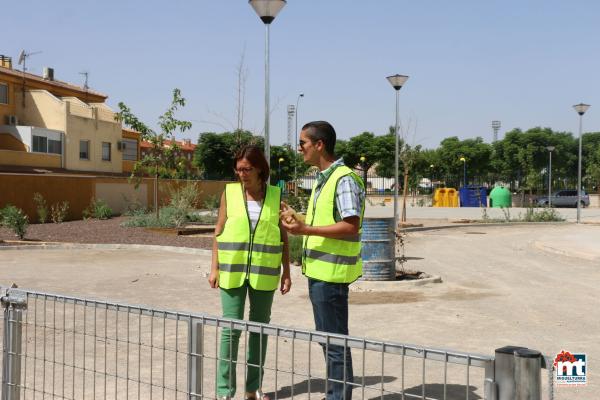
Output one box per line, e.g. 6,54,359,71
208,145,292,400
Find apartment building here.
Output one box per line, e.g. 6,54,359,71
0,54,138,174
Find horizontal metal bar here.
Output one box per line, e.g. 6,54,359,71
5,287,497,369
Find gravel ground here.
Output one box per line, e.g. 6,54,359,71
0,216,213,248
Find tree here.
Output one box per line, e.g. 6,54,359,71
436,136,492,184
193,130,264,180
583,132,600,192
116,88,192,218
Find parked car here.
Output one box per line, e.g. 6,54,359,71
536,190,590,207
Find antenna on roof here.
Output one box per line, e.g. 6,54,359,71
17,49,42,107
79,71,89,90
17,49,42,72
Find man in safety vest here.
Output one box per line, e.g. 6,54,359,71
281,120,365,400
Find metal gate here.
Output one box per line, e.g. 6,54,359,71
2,286,553,400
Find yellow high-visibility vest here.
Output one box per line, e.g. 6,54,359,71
303,165,364,283
217,183,282,290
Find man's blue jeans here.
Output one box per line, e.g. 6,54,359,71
308,278,353,400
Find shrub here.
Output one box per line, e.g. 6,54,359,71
50,201,70,223
203,194,220,211
167,183,199,227
288,234,303,264
33,192,48,223
283,194,309,214
122,206,186,228
522,207,564,222
83,198,113,220
187,212,218,224
121,193,145,216
1,205,29,239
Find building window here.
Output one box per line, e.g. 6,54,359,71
122,138,138,161
0,83,8,104
48,139,62,155
32,135,48,153
80,140,90,160
102,142,111,161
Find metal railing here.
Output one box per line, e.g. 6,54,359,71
2,286,553,400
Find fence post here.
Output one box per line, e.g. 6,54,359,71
1,289,27,400
514,349,541,400
494,346,526,400
187,319,203,400
484,359,497,400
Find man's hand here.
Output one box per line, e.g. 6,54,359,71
281,215,309,235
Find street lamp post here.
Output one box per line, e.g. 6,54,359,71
546,146,555,207
386,74,409,231
278,157,284,183
430,164,435,206
360,156,367,190
294,92,304,195
460,157,466,187
249,0,287,170
573,103,590,224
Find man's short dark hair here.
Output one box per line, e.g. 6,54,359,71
302,121,336,156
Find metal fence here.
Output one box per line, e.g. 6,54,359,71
295,171,584,197
2,286,554,400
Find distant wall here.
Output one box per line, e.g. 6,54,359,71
0,173,228,221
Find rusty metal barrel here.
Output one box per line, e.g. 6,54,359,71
360,217,395,280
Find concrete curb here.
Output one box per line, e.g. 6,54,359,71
401,221,570,233
533,241,600,262
0,242,212,256
351,275,443,292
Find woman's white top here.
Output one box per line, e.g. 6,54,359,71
247,200,262,230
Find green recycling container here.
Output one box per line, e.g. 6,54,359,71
489,186,512,208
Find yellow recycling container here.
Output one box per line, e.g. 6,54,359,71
446,188,459,207
433,188,446,207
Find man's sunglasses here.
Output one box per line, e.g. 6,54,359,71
299,139,320,148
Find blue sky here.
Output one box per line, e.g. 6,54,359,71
3,1,599,148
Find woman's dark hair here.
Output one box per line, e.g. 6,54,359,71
233,145,270,183
302,120,336,156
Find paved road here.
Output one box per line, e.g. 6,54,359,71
0,222,598,399
364,201,600,223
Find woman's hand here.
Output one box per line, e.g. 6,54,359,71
280,270,292,295
208,269,219,289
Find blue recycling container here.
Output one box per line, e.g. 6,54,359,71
459,186,487,207
361,218,396,281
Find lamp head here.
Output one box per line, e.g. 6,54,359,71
573,103,590,116
249,0,287,24
386,74,409,91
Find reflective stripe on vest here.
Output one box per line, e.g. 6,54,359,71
303,165,365,283
217,183,282,290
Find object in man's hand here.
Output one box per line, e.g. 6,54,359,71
280,204,305,224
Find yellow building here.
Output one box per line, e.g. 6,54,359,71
0,54,138,174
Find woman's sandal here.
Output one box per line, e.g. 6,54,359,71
245,389,270,400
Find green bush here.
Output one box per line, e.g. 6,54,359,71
187,213,218,224
83,198,113,220
120,193,146,216
50,201,69,223
288,234,303,264
203,194,220,210
522,207,564,222
283,194,309,214
33,192,48,223
1,205,29,239
167,183,199,227
122,206,189,228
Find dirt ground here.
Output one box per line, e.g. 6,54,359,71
0,216,213,248
1,223,598,399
